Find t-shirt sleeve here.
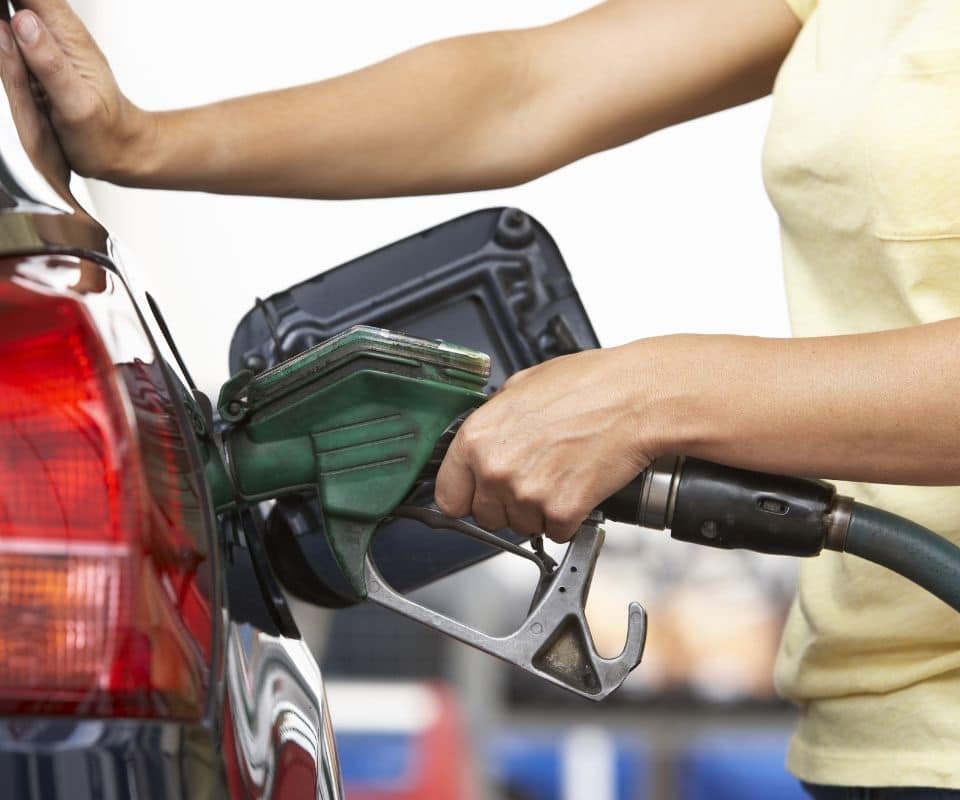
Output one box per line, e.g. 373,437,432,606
782,0,817,21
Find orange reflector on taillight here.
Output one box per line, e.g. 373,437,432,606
0,265,209,718
0,550,125,692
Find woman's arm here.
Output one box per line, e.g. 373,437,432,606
435,322,960,541
0,0,800,196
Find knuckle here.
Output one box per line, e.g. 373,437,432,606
36,53,66,79
456,422,483,454
512,487,535,507
513,482,545,507
65,98,97,124
479,457,511,485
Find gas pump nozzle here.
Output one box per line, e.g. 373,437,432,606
208,324,960,701
209,325,646,701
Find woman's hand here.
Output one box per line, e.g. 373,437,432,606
0,2,150,182
435,322,960,544
435,342,669,542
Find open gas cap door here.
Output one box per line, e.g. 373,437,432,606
228,207,599,607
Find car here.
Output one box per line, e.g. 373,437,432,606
0,27,343,796
0,10,600,796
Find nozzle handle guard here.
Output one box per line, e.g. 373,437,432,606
364,510,646,701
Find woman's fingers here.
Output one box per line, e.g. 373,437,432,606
0,22,32,105
11,10,90,122
435,346,656,543
14,0,83,22
436,412,548,536
0,19,70,190
470,492,508,534
0,23,46,146
1,3,138,181
435,439,476,520
504,501,545,538
12,0,95,55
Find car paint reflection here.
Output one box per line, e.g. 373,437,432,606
226,622,343,800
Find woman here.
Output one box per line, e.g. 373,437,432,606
3,1,957,796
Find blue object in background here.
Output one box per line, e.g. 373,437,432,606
678,731,808,800
488,734,560,800
336,732,415,791
487,728,649,800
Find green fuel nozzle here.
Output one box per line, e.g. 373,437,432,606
207,325,647,701
208,325,490,596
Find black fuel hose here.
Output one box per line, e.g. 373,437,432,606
845,503,960,615
602,457,960,615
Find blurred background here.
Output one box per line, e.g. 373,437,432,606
71,2,801,798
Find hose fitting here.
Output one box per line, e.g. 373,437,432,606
601,458,839,558
600,455,683,529
824,494,855,552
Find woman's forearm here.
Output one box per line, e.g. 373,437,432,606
651,320,960,485
111,0,800,197
120,32,539,196
434,319,960,541
1,0,798,197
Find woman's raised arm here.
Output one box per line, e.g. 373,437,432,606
0,0,800,198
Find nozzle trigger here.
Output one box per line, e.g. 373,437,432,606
363,510,646,701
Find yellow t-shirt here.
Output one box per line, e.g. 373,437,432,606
767,0,960,788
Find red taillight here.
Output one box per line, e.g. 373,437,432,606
0,260,211,718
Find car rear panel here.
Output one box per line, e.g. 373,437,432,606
0,60,341,799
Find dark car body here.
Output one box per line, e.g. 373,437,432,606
0,46,343,800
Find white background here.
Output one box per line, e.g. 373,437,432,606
71,0,790,397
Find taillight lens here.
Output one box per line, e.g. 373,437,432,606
0,258,212,718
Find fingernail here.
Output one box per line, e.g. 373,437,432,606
14,13,40,45
0,26,13,55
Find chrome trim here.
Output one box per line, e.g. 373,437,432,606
639,455,683,530
825,494,855,552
